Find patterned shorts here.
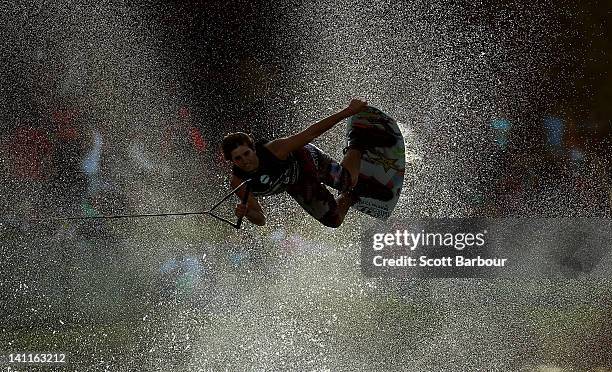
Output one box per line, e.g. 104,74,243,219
286,144,353,227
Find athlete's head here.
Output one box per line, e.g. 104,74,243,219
222,132,259,172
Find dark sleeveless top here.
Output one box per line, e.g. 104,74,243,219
232,140,300,196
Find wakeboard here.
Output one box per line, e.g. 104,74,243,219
347,106,405,220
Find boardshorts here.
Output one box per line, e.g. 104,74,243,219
286,144,353,227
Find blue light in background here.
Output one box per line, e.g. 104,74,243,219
491,119,511,148
544,117,564,148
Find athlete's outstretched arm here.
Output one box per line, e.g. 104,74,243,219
267,99,367,159
231,176,266,226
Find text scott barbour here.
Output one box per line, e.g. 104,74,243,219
371,230,507,268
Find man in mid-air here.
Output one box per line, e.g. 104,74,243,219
221,99,394,228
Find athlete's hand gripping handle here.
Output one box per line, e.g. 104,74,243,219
236,180,251,229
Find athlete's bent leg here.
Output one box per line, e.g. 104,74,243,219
288,145,361,227
287,176,357,228
325,192,357,227
340,148,362,188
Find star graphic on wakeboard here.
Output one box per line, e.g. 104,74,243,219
365,150,402,173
